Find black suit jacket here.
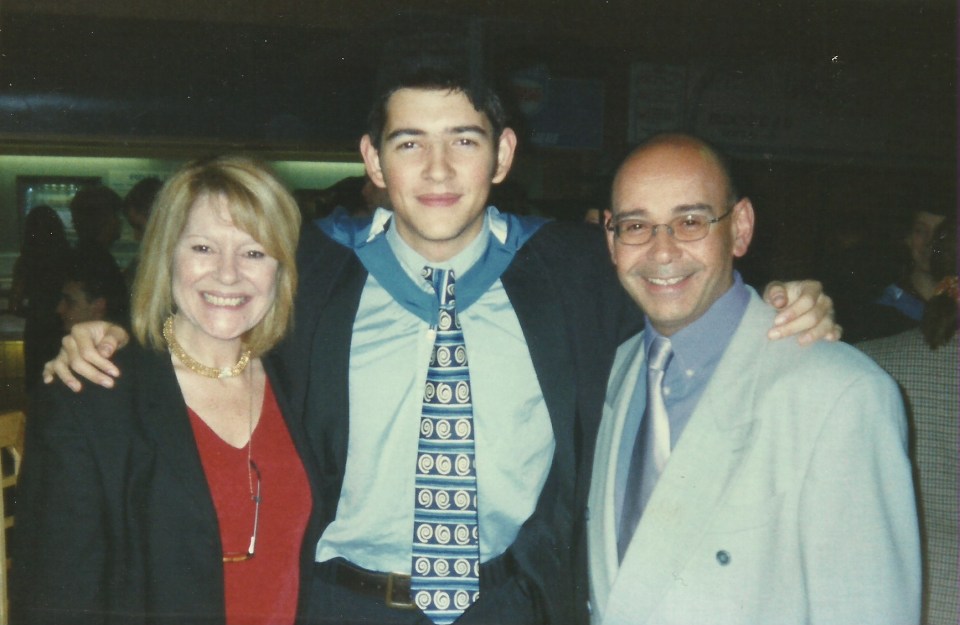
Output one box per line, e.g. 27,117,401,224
12,343,320,625
270,220,640,623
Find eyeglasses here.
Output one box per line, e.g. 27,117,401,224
222,460,261,563
607,208,733,246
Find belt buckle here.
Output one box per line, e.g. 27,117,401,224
385,572,416,610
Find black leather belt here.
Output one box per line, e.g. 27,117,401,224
316,558,416,609
315,552,518,610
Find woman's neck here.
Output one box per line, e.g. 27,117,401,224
171,315,246,371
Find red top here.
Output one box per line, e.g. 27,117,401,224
188,380,311,625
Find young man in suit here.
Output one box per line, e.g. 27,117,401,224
588,133,921,624
44,56,839,624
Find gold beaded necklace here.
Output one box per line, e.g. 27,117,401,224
162,315,252,379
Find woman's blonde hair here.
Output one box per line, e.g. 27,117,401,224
131,155,301,356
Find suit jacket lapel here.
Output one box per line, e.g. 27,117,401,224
271,226,356,430
606,295,769,623
589,333,646,613
300,251,367,511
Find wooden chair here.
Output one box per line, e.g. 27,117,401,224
0,411,26,625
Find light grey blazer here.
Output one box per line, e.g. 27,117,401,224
587,290,921,625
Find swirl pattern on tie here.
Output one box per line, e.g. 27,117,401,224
411,267,480,624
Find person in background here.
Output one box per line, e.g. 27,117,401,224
360,173,392,214
9,205,71,393
122,176,163,288
42,41,839,625
56,248,129,331
817,206,915,343
70,184,124,250
582,208,602,225
588,133,919,624
902,208,949,302
68,184,129,323
859,214,958,625
876,206,948,326
123,177,163,242
13,156,316,625
315,174,388,221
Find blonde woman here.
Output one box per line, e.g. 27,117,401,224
14,156,315,625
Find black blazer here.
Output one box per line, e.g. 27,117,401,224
12,343,320,625
270,220,640,623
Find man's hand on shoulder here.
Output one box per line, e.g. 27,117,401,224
763,280,842,345
43,321,130,392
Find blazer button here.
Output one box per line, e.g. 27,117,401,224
716,550,731,566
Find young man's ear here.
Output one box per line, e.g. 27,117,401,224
492,128,518,184
732,197,755,258
360,135,387,189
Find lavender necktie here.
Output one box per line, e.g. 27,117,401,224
618,336,673,561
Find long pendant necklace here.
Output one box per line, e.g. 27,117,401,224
241,366,260,560
222,364,261,563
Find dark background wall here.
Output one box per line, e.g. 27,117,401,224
2,1,954,154
0,0,956,286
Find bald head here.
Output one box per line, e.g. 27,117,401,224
612,134,737,217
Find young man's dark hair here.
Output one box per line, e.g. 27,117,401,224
366,33,506,149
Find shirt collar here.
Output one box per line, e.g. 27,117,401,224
349,205,543,324
644,271,750,376
384,207,498,289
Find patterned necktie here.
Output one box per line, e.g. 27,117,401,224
411,267,480,624
617,336,673,561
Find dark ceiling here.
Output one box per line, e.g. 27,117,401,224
0,1,955,158
5,0,953,60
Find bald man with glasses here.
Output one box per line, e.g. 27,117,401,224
587,133,920,625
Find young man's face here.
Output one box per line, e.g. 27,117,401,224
606,141,754,336
57,280,104,331
361,88,516,262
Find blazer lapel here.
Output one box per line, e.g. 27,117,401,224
588,333,646,616
606,295,770,624
133,347,218,523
